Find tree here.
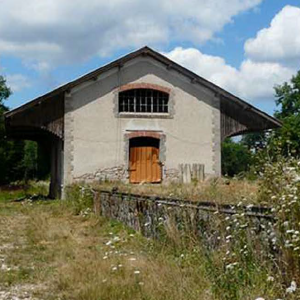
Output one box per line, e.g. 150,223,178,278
0,75,47,185
221,138,253,177
23,141,38,181
0,76,11,104
241,132,268,153
0,76,23,184
272,71,300,156
0,76,27,184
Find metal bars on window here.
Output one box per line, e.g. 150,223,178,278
119,89,169,113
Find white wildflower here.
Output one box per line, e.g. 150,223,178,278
286,281,297,293
293,175,300,182
134,270,140,275
225,262,238,270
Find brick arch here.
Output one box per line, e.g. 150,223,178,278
125,131,164,140
119,83,171,94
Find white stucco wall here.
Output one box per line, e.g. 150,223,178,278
63,56,221,186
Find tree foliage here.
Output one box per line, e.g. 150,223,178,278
241,132,267,153
221,138,253,177
0,75,44,185
273,71,300,156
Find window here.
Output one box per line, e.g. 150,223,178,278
119,89,169,113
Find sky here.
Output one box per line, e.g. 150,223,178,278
1,0,300,115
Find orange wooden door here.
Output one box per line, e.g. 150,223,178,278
129,145,161,183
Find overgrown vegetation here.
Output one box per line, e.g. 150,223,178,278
90,178,259,205
92,155,300,300
1,177,300,300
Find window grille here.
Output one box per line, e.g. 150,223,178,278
119,89,169,113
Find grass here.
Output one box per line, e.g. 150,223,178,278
91,177,260,205
0,179,298,300
0,190,213,300
0,181,48,202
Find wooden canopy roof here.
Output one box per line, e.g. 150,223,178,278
5,46,281,141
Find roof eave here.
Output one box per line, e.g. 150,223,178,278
5,46,282,130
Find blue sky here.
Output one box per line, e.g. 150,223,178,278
1,0,300,115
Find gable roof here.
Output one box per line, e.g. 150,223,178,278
5,46,281,130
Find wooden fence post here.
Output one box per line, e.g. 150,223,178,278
93,191,101,215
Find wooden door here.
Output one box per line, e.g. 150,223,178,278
129,139,161,183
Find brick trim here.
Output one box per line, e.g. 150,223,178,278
119,83,171,94
123,131,167,181
125,131,164,140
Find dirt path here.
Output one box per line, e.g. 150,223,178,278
0,202,43,300
0,196,212,300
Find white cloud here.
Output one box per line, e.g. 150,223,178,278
5,74,32,92
0,0,262,68
164,47,295,101
245,5,300,65
164,6,300,102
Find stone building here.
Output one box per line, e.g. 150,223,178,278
5,47,281,198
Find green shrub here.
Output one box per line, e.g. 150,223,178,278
65,184,94,215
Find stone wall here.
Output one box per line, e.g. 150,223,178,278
93,190,274,248
164,168,180,182
74,166,128,182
